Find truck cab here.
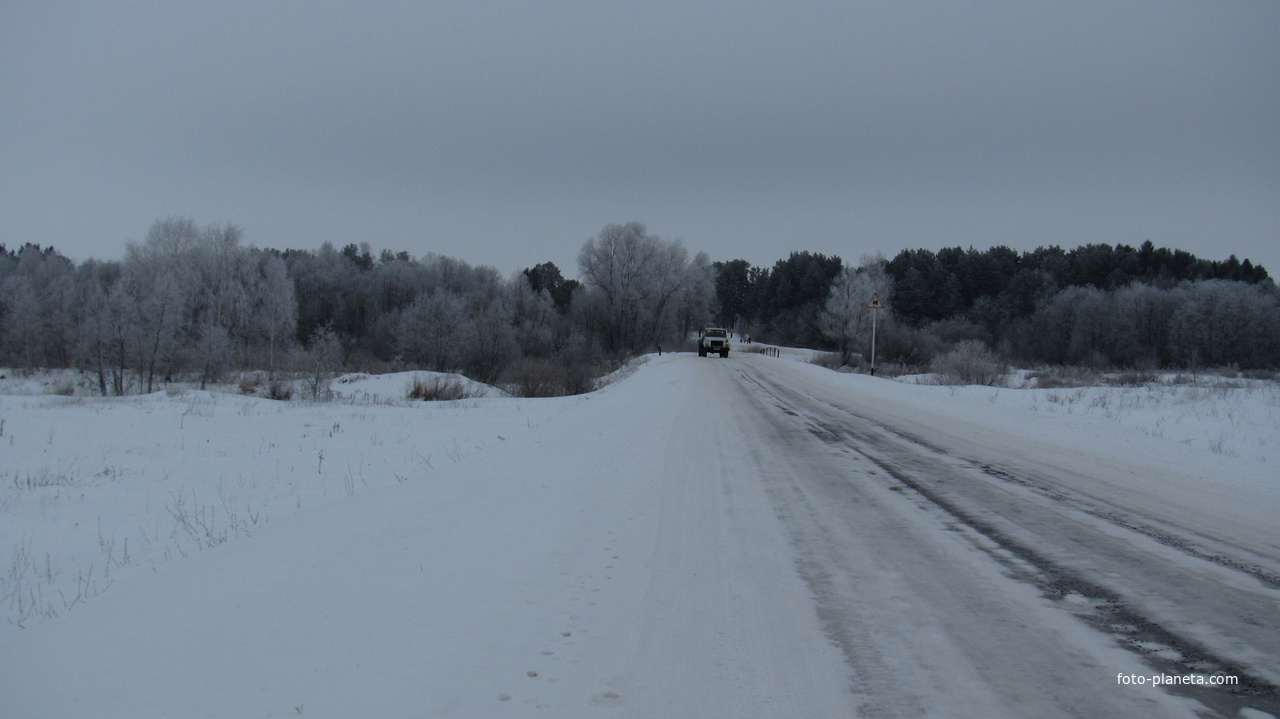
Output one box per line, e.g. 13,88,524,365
697,328,730,357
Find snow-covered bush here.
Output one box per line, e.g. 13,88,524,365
406,374,481,401
931,340,1007,386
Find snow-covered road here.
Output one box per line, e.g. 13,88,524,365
2,354,1277,717
724,357,1280,718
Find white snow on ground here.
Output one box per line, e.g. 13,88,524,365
0,358,1276,717
749,344,1280,470
0,371,571,628
331,371,508,401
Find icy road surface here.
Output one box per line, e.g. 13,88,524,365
2,354,1278,717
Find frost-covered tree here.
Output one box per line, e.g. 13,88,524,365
676,251,717,341
1108,282,1180,368
511,272,562,358
1009,278,1280,370
303,324,344,400
1025,285,1111,366
459,292,519,382
65,260,120,394
0,274,41,368
188,223,252,388
0,244,76,367
397,292,470,372
102,277,139,395
820,257,894,366
247,251,297,379
577,223,691,353
123,219,201,392
1169,280,1280,368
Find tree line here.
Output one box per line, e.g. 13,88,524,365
0,219,717,395
1,219,1276,396
713,241,1278,371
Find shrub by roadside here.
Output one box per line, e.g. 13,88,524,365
406,374,483,401
930,340,1007,386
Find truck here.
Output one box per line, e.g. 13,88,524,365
697,327,730,357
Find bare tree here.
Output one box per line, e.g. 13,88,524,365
66,260,121,395
102,279,138,395
303,324,344,400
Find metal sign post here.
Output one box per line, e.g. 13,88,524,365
867,293,883,376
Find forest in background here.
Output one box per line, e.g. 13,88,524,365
0,220,713,397
719,241,1278,373
1,217,1276,397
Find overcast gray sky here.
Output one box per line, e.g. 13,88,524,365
3,1,1277,278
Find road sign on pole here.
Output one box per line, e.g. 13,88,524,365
868,294,881,375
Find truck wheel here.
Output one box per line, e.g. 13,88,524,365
698,347,706,357
720,349,729,358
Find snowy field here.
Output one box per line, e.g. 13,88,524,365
746,345,1280,468
0,370,575,627
1,357,1276,717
